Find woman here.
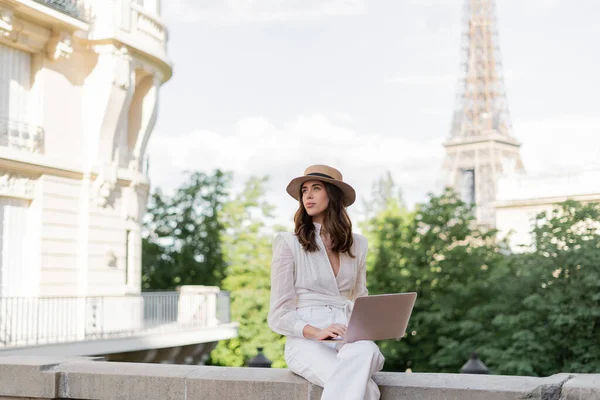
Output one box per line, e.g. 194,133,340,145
268,165,384,400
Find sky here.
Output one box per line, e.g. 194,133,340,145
147,0,600,227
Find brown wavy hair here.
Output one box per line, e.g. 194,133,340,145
294,181,355,257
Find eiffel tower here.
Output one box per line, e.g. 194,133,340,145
441,0,524,227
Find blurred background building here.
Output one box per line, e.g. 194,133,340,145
495,168,600,250
0,0,236,363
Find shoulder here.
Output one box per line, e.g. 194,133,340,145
352,233,368,253
273,232,299,252
274,231,296,243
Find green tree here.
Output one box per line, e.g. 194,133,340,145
360,173,410,296
361,171,405,222
365,187,600,376
486,200,600,376
210,176,288,367
364,187,506,373
141,170,231,290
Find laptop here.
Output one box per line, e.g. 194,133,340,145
317,292,417,344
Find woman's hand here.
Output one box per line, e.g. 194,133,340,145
303,323,347,340
316,323,347,340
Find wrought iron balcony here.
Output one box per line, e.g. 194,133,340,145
32,0,87,21
0,290,231,348
0,118,44,154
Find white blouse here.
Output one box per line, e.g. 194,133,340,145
267,223,369,338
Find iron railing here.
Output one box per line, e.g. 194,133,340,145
32,0,87,21
0,118,44,154
0,291,230,348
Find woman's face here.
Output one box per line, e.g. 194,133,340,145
301,180,330,218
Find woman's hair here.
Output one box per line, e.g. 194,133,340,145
294,182,355,257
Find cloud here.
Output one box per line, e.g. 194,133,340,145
386,71,522,88
386,74,457,87
515,114,600,175
147,113,599,226
147,114,445,224
164,0,366,25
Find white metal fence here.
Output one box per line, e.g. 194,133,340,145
0,291,230,348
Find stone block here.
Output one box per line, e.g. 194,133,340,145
55,360,198,400
561,374,600,400
0,355,64,398
185,366,313,400
375,371,572,400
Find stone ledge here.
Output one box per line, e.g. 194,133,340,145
0,356,598,400
0,355,98,399
562,375,600,400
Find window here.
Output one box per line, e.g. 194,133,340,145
461,169,476,204
0,43,33,151
0,43,31,123
0,197,30,297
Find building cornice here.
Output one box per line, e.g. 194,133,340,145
75,36,172,84
443,134,521,149
0,147,151,189
0,2,81,62
495,193,600,209
1,0,88,32
0,171,37,200
1,2,172,81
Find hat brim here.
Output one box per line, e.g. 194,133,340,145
286,176,356,207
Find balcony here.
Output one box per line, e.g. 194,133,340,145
131,2,166,43
31,0,87,21
0,288,233,355
116,1,170,72
0,118,44,154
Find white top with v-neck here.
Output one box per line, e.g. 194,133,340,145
267,223,369,338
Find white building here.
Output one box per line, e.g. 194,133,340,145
495,168,600,251
0,0,236,363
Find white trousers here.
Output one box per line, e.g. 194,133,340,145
285,305,385,400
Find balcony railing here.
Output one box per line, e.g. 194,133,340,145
131,3,166,42
32,0,87,21
0,118,44,154
0,290,231,348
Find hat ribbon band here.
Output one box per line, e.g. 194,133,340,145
306,172,335,180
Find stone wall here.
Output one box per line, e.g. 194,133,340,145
0,356,598,400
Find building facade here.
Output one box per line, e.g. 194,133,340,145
0,0,170,298
495,168,600,250
0,0,236,362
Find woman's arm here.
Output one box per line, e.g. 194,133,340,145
267,234,308,337
353,235,369,299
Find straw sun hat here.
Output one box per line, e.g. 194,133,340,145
286,165,356,207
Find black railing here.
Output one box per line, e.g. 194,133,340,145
33,0,87,21
0,117,44,153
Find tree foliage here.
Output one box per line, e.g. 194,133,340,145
485,200,600,376
363,176,600,376
209,176,288,367
142,170,230,290
364,187,504,372
141,168,600,376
